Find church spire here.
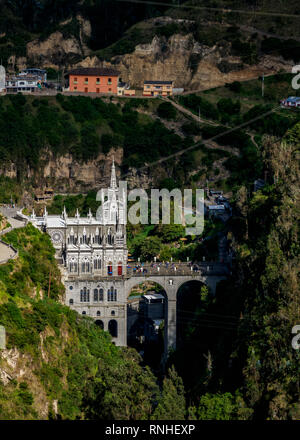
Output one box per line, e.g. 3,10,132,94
62,205,67,220
110,157,117,189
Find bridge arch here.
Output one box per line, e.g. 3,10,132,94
126,280,168,369
176,279,207,348
125,269,228,352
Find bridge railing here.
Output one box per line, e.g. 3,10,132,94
127,262,229,277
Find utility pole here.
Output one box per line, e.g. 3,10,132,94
262,73,264,98
198,107,201,122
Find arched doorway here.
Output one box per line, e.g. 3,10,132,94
108,319,118,337
95,320,104,330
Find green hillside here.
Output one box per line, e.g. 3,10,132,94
0,224,185,419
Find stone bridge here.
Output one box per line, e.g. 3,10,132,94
125,262,229,350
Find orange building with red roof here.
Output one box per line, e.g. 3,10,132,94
67,67,120,94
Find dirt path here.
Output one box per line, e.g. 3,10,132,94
164,97,218,126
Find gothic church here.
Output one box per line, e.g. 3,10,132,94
30,160,128,346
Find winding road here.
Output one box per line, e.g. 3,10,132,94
0,207,26,265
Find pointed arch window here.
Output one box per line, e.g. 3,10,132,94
69,258,77,273
94,257,101,270
107,228,114,245
81,258,90,273
107,287,117,302
80,287,90,302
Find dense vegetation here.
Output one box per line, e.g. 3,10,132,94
168,137,300,420
0,224,187,419
0,90,274,207
1,0,300,420
178,92,300,136
0,93,192,173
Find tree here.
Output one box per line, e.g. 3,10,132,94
139,236,162,261
152,366,186,420
217,98,241,116
196,393,236,420
157,102,177,120
227,81,242,93
83,349,159,420
155,224,185,242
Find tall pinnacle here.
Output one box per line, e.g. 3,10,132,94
110,156,117,189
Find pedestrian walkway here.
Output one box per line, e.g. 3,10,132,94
0,207,26,265
0,240,16,264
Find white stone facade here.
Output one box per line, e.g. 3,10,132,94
31,160,128,346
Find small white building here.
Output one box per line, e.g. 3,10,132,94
6,73,41,93
141,293,165,320
22,68,47,82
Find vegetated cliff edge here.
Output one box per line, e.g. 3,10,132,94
5,12,294,91
0,224,184,420
100,34,291,91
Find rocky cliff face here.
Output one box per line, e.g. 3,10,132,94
9,15,292,90
78,33,291,91
0,147,159,199
24,14,92,70
0,149,123,194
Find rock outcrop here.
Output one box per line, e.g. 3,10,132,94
0,149,123,193
80,33,292,91
27,31,83,69
7,14,292,91
25,14,92,69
